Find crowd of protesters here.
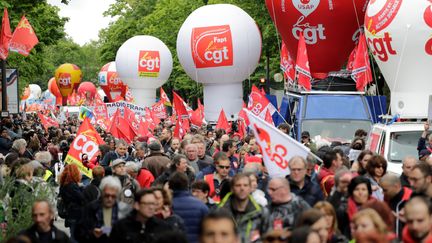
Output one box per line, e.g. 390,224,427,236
1,113,432,243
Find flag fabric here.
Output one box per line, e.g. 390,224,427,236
151,100,167,119
172,91,189,119
108,110,121,139
215,109,230,132
125,85,135,103
0,8,12,59
264,109,274,126
347,47,356,72
124,106,140,135
78,106,94,121
295,33,312,91
247,85,276,119
190,107,204,128
246,109,310,177
173,118,186,139
280,41,295,83
38,113,59,131
9,16,39,56
351,33,373,91
238,102,250,126
160,87,171,106
64,118,104,178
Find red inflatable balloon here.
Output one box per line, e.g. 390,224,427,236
98,62,126,102
265,0,368,78
48,77,62,105
77,82,97,100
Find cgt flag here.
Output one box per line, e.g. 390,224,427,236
245,109,310,177
9,16,39,56
0,8,12,60
64,118,104,178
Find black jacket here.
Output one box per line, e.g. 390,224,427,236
82,179,102,205
19,224,70,243
288,175,324,207
100,151,131,175
0,136,12,155
109,210,174,243
59,182,85,224
75,199,120,243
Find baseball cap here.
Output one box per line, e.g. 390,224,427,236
111,159,126,168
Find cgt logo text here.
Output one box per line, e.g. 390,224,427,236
138,50,160,77
191,25,233,68
366,32,397,62
293,16,326,44
57,73,72,88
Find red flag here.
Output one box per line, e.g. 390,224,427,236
160,87,171,106
9,16,39,56
295,33,312,91
124,106,140,135
173,118,185,139
238,119,247,139
0,8,12,60
144,107,156,131
151,100,167,119
64,118,104,178
265,109,274,125
238,102,250,126
215,109,230,132
347,47,356,72
38,113,59,131
108,110,121,138
190,105,204,127
138,119,151,137
351,33,373,91
172,91,189,119
247,85,275,119
280,41,295,83
117,115,134,143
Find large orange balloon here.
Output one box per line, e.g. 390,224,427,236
55,63,82,99
48,77,61,98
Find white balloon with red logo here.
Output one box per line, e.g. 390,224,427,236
115,35,173,107
365,0,432,118
177,4,262,122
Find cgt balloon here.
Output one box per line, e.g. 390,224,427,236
78,82,97,101
98,61,126,102
177,4,261,121
365,0,432,118
265,0,368,78
115,35,173,107
55,63,82,105
48,77,62,105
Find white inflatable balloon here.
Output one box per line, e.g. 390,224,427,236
365,0,432,118
115,35,173,107
28,84,42,100
177,4,262,121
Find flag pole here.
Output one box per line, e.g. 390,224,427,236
1,59,7,113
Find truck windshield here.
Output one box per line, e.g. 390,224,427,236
302,120,372,144
388,131,422,162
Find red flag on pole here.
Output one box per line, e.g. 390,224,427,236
38,113,59,131
247,85,275,119
351,33,373,91
280,41,295,83
238,102,250,126
215,109,230,132
295,33,312,91
108,110,121,138
173,118,185,139
265,109,274,126
151,100,167,119
0,8,12,60
9,16,39,56
160,87,171,106
172,91,189,119
124,106,140,135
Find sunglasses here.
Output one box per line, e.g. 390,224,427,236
218,165,230,170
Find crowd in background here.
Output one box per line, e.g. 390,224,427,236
1,113,432,243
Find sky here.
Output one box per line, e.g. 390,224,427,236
47,0,117,46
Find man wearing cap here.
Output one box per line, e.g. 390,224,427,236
142,141,171,178
301,131,317,154
112,159,140,205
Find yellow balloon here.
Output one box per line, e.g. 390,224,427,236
55,63,82,97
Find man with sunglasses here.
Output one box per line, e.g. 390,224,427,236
75,176,126,243
203,152,231,203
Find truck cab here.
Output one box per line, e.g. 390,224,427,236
367,122,424,175
281,91,374,144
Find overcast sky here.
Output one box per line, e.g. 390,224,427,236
47,0,116,46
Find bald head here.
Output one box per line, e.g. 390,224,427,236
403,156,418,175
268,177,291,204
380,174,401,201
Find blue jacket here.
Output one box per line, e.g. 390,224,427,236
172,190,208,243
288,176,324,207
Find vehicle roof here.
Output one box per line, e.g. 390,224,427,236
372,122,425,132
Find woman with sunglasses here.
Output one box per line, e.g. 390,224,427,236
364,155,387,201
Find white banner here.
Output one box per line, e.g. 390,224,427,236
0,69,19,113
105,101,145,117
246,109,310,178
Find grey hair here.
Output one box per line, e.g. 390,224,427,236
116,139,128,148
136,142,147,151
288,156,307,168
334,167,351,187
33,199,55,215
99,175,122,194
34,151,52,165
125,162,139,173
12,139,27,151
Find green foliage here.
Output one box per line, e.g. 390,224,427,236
97,0,284,107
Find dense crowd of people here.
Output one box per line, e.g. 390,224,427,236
1,113,432,243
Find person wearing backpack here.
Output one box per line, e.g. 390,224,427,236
83,166,105,204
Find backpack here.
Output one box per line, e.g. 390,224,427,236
56,196,68,219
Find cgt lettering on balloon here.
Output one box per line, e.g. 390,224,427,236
292,16,326,44
366,32,397,62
